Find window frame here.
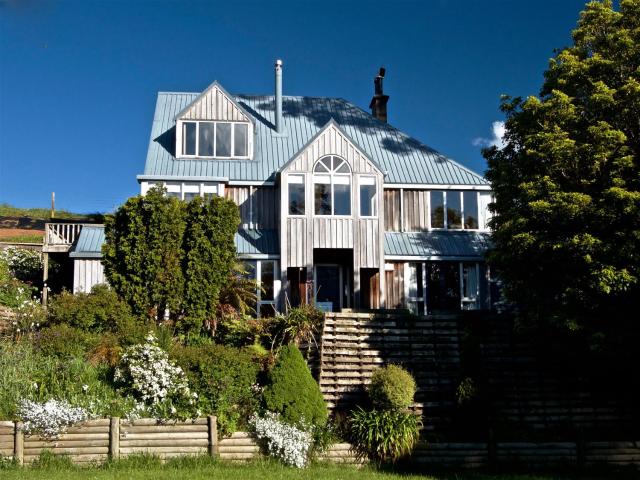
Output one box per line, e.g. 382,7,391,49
428,190,485,232
312,156,352,217
243,259,279,319
359,176,378,218
287,174,306,217
177,120,252,160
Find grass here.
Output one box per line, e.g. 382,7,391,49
0,453,631,480
0,234,44,244
0,203,102,221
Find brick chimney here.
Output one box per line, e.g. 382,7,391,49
369,67,389,123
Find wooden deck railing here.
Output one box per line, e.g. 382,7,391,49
43,223,90,252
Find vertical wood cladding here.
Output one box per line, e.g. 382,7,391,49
403,190,429,231
225,186,278,229
384,190,401,231
385,262,405,309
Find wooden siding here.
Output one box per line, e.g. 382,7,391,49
385,262,405,309
313,218,354,249
225,186,251,227
73,259,105,294
225,186,278,229
358,218,379,268
178,85,249,122
384,189,401,231
253,187,278,229
286,217,307,267
403,190,429,231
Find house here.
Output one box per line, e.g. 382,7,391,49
46,61,494,314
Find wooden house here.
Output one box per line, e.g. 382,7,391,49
50,61,494,314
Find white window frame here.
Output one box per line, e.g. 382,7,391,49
177,120,252,160
247,259,281,319
359,176,378,218
140,181,222,200
312,156,352,217
287,174,306,217
428,190,486,232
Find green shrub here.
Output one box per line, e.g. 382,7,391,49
33,324,101,359
263,344,327,428
171,344,261,435
0,247,43,286
0,342,133,420
348,407,421,464
47,284,135,333
368,365,416,411
0,254,36,309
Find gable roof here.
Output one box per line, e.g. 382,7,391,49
141,92,488,185
279,118,385,176
173,81,254,125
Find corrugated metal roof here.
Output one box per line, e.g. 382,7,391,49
69,226,277,258
384,231,491,259
142,92,488,185
69,226,105,258
235,229,279,256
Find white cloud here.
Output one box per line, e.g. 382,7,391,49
472,121,506,148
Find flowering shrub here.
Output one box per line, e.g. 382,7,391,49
249,412,313,468
115,333,198,420
0,247,43,284
11,297,46,340
18,399,89,438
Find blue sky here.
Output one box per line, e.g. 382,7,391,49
0,0,591,213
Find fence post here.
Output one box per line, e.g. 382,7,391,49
14,422,23,465
208,416,218,458
109,417,120,460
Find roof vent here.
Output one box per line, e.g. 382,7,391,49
369,67,389,123
275,59,283,133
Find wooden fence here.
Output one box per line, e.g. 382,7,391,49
317,312,638,439
1,418,638,469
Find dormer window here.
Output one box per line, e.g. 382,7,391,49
179,120,250,159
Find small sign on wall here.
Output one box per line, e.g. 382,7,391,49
316,301,333,312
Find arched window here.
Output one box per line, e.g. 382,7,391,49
313,156,351,215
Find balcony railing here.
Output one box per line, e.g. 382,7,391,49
43,223,89,252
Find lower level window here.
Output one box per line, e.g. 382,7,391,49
242,259,278,318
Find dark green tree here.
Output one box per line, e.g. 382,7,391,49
103,186,239,331
181,196,240,333
263,344,328,428
103,187,185,320
484,0,639,353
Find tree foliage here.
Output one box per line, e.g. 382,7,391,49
484,1,639,352
263,344,328,428
103,186,239,331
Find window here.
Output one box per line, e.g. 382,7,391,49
180,120,250,158
429,190,483,230
242,260,278,318
461,263,479,310
183,122,196,156
313,156,351,216
478,192,492,230
463,191,479,229
447,191,462,229
430,191,445,228
288,175,305,215
359,177,377,217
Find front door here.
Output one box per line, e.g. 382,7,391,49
314,264,342,312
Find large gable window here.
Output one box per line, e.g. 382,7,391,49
180,121,250,159
313,156,351,216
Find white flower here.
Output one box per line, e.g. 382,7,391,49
18,399,90,438
82,385,89,392
250,412,313,468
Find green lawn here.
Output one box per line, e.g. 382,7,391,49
0,234,44,244
0,456,629,480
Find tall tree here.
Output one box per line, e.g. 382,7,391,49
484,0,639,353
182,195,240,333
103,187,185,320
